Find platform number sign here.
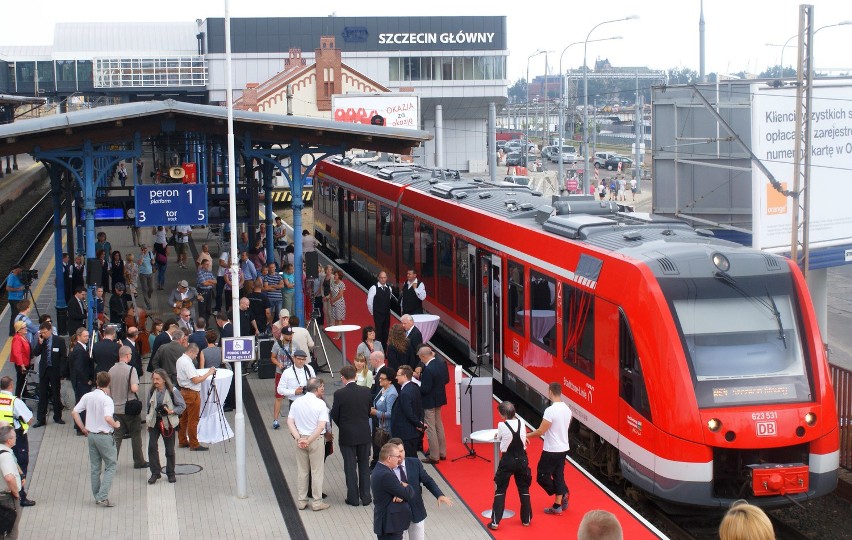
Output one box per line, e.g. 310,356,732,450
134,184,208,226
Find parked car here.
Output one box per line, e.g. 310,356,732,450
505,152,527,166
541,146,558,161
603,155,633,171
496,140,507,151
593,151,619,168
503,175,531,186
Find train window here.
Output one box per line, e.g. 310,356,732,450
529,270,556,353
619,310,651,420
507,260,525,337
562,283,595,377
419,222,435,295
380,205,393,255
365,200,377,257
436,230,454,309
456,238,469,319
401,214,415,270
352,194,366,251
314,181,325,217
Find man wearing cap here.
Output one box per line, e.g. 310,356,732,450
277,349,316,404
168,280,202,321
270,326,295,429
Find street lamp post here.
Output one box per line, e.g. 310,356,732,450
778,21,851,79
557,37,620,190
526,50,545,172
582,16,638,193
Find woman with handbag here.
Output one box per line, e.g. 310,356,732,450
146,369,185,484
153,242,169,291
369,368,397,467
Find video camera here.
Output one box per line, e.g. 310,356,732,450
20,269,38,286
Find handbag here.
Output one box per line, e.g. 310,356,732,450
155,252,167,265
373,426,390,448
124,368,143,416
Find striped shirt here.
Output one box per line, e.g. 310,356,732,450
196,268,215,291
263,273,283,301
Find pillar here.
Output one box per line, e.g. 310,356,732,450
489,103,497,183
435,105,444,169
290,144,305,320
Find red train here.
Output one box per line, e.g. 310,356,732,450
312,157,839,509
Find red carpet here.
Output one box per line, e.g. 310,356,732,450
324,274,661,538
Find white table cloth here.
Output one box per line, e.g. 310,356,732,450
197,368,234,444
411,313,440,343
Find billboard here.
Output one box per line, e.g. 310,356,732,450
332,93,420,130
752,82,852,251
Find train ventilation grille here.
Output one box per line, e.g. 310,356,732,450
656,256,680,275
762,253,782,271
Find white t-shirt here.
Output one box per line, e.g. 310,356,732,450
0,448,20,492
287,392,328,436
217,251,230,277
73,389,116,434
175,225,191,244
176,354,202,392
542,401,572,453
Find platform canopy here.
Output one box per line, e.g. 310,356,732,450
0,98,431,155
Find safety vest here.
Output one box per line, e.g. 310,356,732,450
0,394,27,434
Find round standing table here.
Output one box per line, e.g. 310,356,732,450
470,428,514,519
411,313,440,343
324,324,361,377
197,368,234,444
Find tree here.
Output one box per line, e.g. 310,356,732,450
666,67,700,85
508,78,527,104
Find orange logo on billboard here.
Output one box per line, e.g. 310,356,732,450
766,183,788,215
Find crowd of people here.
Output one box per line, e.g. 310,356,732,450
2,225,781,540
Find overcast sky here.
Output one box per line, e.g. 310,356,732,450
1,0,849,80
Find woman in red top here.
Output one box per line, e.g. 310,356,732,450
11,320,32,397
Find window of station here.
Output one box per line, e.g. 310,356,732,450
56,61,76,82
401,214,415,270
456,238,469,319
380,205,393,255
507,260,525,337
419,222,435,295
562,283,595,377
529,270,556,353
436,230,454,309
15,62,35,83
619,310,651,420
389,55,506,82
76,61,93,84
36,61,54,86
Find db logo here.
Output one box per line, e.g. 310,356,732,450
756,421,777,437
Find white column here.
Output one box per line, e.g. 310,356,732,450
435,105,444,169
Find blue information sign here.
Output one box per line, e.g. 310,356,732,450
134,184,208,226
222,337,256,363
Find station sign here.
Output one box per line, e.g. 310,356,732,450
222,337,256,363
134,183,208,226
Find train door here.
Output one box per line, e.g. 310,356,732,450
468,245,502,378
336,187,349,263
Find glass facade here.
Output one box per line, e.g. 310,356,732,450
389,55,505,82
93,56,207,88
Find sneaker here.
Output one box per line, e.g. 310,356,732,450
272,420,280,430
297,500,309,510
561,494,569,511
543,506,562,515
96,499,115,508
488,523,499,530
312,502,331,511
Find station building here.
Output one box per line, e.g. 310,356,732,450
0,16,508,171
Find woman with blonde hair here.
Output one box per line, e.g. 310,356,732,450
719,500,775,540
353,353,372,388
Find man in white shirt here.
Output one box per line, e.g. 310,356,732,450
72,372,122,507
287,378,330,512
215,247,230,314
288,316,315,365
174,225,192,268
277,350,316,403
175,344,214,451
366,271,393,348
528,382,573,514
400,270,426,315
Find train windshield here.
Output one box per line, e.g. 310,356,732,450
662,273,813,408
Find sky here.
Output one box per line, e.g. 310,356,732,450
1,0,850,80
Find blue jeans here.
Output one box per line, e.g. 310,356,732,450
88,432,117,502
157,262,167,287
269,299,282,320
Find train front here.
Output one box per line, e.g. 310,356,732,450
650,244,839,508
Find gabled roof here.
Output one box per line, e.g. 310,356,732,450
0,99,431,155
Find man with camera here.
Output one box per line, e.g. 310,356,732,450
175,344,214,452
276,349,316,405
5,266,26,337
108,346,147,469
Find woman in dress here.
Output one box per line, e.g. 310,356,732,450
110,251,125,289
353,353,373,388
199,330,222,369
146,369,186,484
328,270,347,335
124,253,139,299
355,326,384,360
385,323,415,372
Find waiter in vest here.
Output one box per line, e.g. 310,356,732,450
366,271,394,349
400,270,426,316
0,376,35,506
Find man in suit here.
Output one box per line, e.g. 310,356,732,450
389,437,452,540
30,322,67,427
92,325,121,374
371,442,415,540
148,319,178,371
366,271,394,349
176,308,195,335
216,311,233,341
67,286,88,335
330,364,373,506
68,326,93,434
187,317,208,352
151,330,187,384
400,315,423,353
390,365,425,457
121,326,143,377
417,346,450,464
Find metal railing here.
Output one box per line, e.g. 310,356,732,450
830,363,852,471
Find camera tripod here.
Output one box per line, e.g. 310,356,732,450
199,370,229,451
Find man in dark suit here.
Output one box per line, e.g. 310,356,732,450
148,319,178,372
67,286,88,335
330,364,374,506
30,322,67,427
151,330,187,384
401,315,423,353
390,365,425,457
216,311,233,341
91,324,120,374
371,442,415,540
418,346,450,464
187,317,208,352
68,326,93,434
389,437,452,540
122,326,143,376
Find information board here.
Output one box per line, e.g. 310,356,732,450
134,184,208,226
222,337,256,363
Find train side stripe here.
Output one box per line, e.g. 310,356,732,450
809,451,840,473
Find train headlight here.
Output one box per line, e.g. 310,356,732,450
712,253,730,272
707,418,722,432
805,412,817,426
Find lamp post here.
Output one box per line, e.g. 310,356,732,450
526,50,545,172
582,16,638,193
778,21,851,78
557,37,620,189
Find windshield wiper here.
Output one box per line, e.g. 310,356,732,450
766,286,788,350
713,271,788,349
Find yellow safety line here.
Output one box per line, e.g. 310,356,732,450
0,257,55,371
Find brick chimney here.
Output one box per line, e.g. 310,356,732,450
314,36,341,111
285,48,305,69
239,83,259,111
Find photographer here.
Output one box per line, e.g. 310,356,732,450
146,369,185,484
276,349,315,404
5,266,26,337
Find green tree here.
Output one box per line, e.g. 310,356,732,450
508,78,527,104
666,67,700,84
